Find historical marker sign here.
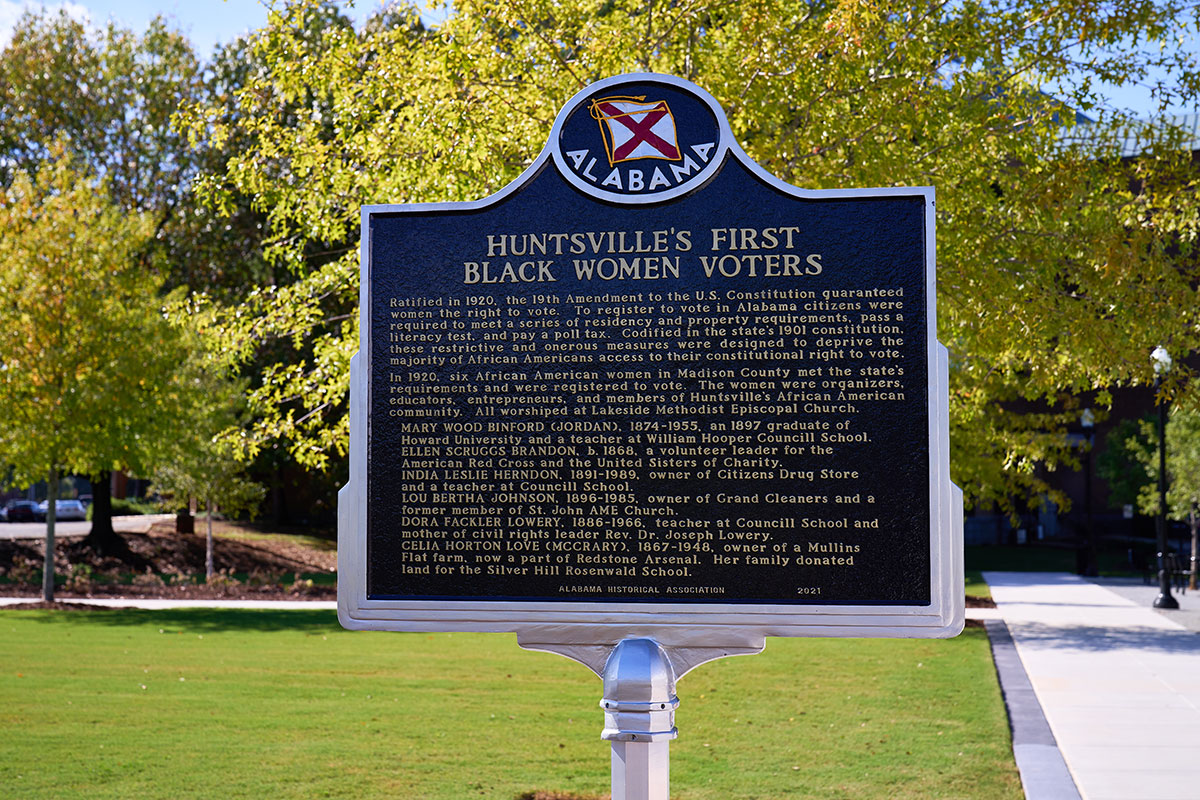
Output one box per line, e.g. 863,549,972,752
339,73,962,640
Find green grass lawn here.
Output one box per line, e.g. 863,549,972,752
0,608,1021,800
965,570,991,599
208,525,337,552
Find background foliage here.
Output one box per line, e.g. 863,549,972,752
0,10,274,536
2,1,1198,517
178,0,1200,512
1100,395,1200,530
0,150,192,489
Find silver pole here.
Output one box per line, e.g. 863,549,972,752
600,639,679,800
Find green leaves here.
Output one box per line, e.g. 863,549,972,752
179,0,1200,507
1115,395,1200,522
0,11,201,213
0,149,193,485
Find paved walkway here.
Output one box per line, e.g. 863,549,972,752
984,572,1200,800
0,513,177,540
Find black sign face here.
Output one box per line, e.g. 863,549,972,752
362,75,935,609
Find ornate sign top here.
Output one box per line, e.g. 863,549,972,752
552,75,727,204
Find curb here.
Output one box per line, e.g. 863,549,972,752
984,619,1081,800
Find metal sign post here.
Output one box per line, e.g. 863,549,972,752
601,639,677,800
340,72,962,798
517,629,766,799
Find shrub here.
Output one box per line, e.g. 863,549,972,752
85,497,159,521
131,568,165,588
6,556,40,587
247,569,284,588
206,569,241,592
65,564,95,593
289,573,317,596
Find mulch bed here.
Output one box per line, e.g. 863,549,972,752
0,524,336,602
0,582,336,602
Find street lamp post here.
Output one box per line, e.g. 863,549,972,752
1081,408,1097,577
1151,346,1179,610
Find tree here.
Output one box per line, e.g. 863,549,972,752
0,10,281,546
151,367,265,580
1115,395,1200,590
179,0,1200,512
0,150,201,599
1162,404,1200,590
1097,417,1155,511
178,1,367,473
0,10,199,232
152,448,265,582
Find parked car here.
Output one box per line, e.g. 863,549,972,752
4,500,39,522
35,499,88,521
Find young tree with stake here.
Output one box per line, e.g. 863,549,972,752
0,151,196,600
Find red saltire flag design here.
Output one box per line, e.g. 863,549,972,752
589,95,682,167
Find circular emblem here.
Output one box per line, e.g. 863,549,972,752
551,74,728,204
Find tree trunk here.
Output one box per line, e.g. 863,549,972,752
81,470,122,555
42,467,58,603
271,462,282,526
206,498,215,581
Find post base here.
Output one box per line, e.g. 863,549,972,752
1154,592,1180,609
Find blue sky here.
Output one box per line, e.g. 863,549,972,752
0,1,385,56
0,0,1193,118
0,0,456,55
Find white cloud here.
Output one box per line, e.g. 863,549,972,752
0,1,92,48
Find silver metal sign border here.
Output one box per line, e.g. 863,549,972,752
338,72,963,643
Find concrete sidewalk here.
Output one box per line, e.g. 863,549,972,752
0,513,178,540
985,572,1200,800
